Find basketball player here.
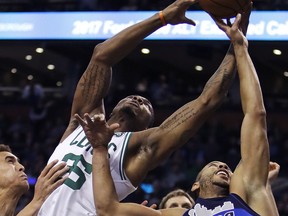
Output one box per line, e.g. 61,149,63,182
78,13,279,216
159,189,195,209
0,144,68,216
38,0,240,214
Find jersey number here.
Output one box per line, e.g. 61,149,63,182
62,153,92,190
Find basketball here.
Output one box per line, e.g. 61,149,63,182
199,0,251,19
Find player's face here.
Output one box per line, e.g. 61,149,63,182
112,95,153,129
200,161,232,188
0,152,29,192
164,195,194,209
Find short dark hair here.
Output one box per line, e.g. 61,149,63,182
190,168,204,200
0,144,12,153
159,189,194,209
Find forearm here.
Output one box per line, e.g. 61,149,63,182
95,12,163,66
17,200,42,216
153,45,236,161
71,13,164,116
234,44,265,113
200,43,236,107
266,184,279,216
92,147,119,215
235,43,269,182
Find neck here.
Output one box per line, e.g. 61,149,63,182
108,115,128,132
0,188,22,216
199,184,229,199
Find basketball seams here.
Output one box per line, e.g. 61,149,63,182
200,0,237,18
199,0,251,19
208,0,236,10
234,0,250,12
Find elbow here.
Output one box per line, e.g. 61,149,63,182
92,43,110,65
95,206,109,216
95,201,109,216
198,92,226,110
95,201,118,216
248,108,267,118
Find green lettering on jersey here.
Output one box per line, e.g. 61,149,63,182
62,153,92,190
107,143,117,158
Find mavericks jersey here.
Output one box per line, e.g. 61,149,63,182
38,126,136,216
183,193,260,216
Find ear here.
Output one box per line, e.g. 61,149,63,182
191,182,200,193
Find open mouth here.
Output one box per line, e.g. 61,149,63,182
216,170,229,178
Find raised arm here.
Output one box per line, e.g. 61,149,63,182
75,113,184,216
125,17,238,186
145,5,253,167
231,14,269,188
62,0,198,142
17,160,68,216
214,14,272,214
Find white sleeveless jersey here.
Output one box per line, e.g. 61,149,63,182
38,126,136,216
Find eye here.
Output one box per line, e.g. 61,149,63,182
182,204,192,209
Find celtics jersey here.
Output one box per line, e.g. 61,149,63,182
38,126,136,216
183,193,260,216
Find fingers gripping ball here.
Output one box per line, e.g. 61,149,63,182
199,0,251,19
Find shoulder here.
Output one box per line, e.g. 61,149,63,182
60,119,80,143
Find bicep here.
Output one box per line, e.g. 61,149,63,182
239,113,269,185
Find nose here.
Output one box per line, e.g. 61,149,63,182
132,96,144,104
218,163,229,170
18,163,25,172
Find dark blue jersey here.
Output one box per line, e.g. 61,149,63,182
183,193,260,216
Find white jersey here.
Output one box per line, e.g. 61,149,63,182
38,126,136,216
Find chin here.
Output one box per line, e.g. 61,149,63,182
214,180,230,189
16,183,30,195
121,106,137,117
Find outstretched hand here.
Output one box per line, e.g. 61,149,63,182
75,113,119,149
34,159,69,202
16,160,69,216
162,0,198,26
211,14,248,47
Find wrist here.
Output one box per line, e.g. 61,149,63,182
266,182,272,190
32,195,45,205
233,42,248,51
92,145,108,151
158,11,167,26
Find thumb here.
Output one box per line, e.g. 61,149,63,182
183,17,196,26
110,123,120,131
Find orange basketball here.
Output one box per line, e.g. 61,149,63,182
199,0,251,19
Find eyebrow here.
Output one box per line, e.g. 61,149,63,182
208,163,217,167
208,162,232,171
5,155,19,162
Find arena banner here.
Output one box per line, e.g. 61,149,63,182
0,11,287,40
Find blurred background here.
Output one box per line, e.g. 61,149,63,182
0,0,287,214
